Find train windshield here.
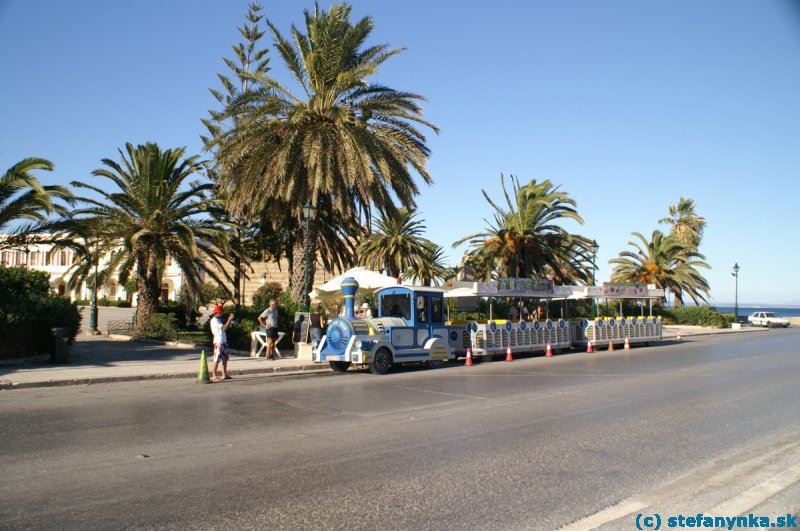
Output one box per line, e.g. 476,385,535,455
381,293,411,320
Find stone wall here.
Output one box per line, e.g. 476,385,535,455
222,259,340,305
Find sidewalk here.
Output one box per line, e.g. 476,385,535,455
662,324,769,338
0,336,327,390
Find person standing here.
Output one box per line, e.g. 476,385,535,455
309,304,326,347
209,304,234,382
258,299,279,360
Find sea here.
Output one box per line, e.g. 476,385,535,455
713,306,800,317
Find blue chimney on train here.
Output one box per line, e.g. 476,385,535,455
340,277,359,319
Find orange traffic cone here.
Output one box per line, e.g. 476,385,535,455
586,340,594,353
466,347,473,366
624,336,631,350
505,345,513,362
545,342,553,357
608,340,615,352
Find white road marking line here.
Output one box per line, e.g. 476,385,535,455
560,500,649,531
708,463,800,516
560,437,800,530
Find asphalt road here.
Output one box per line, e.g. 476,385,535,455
2,329,799,529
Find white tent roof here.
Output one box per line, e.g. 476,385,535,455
308,267,399,302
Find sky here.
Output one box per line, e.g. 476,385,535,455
1,0,799,305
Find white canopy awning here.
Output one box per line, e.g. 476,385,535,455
308,267,399,302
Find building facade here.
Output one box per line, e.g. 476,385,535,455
1,240,338,305
0,243,185,303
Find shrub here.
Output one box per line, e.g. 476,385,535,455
0,266,82,359
155,301,188,328
108,300,132,308
141,313,179,340
251,281,283,309
662,306,732,328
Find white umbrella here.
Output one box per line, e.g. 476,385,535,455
308,267,399,302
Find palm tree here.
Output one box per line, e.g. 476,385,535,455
211,2,438,302
0,157,71,250
659,197,707,251
358,207,434,279
404,244,449,286
609,230,711,306
66,143,234,331
202,3,272,306
454,175,593,282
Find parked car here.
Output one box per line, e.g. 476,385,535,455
747,311,790,328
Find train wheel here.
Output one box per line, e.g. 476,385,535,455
329,361,351,372
369,348,392,375
427,360,445,369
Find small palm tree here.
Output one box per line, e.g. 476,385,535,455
454,175,592,282
659,197,707,251
609,230,711,306
211,2,438,302
358,207,434,279
66,143,234,331
0,157,71,249
405,244,449,286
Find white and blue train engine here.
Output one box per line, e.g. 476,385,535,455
314,282,452,375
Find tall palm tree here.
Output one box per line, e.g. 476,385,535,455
66,143,234,331
609,230,711,306
454,175,592,282
659,197,707,251
404,244,449,286
358,207,434,279
211,2,438,302
0,157,71,250
203,3,272,306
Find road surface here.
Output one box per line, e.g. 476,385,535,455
2,329,799,529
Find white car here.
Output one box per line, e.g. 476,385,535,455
747,312,790,328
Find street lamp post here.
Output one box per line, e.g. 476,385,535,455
89,245,100,335
591,239,599,318
301,201,316,312
732,262,740,323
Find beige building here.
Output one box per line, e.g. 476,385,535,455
1,240,340,305
226,259,339,305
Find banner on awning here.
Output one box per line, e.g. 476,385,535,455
493,278,554,294
602,283,647,297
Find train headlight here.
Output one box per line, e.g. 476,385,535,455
355,339,362,350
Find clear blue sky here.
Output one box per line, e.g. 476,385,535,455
2,0,799,305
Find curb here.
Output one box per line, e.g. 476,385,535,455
662,327,770,339
4,364,329,390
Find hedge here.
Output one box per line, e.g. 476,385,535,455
0,266,82,359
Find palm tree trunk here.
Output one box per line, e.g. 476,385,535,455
233,258,241,306
289,225,319,304
134,247,156,332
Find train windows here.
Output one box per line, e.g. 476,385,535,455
416,295,427,324
381,293,410,320
431,296,443,323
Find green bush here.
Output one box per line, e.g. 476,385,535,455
662,306,732,328
224,318,258,350
0,266,82,359
155,301,188,328
141,313,179,340
108,300,132,308
251,281,283,309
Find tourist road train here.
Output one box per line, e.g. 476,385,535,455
314,277,664,375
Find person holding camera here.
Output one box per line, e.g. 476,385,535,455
209,304,234,382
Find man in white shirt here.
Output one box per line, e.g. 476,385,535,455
209,304,234,381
